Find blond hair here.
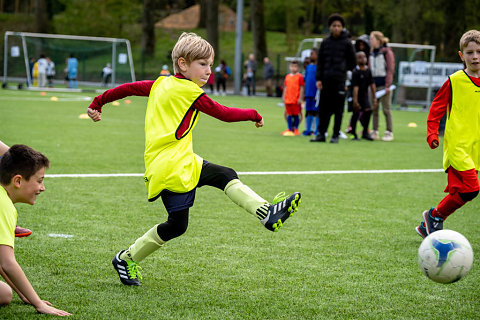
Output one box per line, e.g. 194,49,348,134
171,32,214,74
459,30,480,51
370,31,389,46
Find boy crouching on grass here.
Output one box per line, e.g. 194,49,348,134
0,145,71,316
416,30,480,238
87,32,302,286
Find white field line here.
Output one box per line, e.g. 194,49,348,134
45,169,444,178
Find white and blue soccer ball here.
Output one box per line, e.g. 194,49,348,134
418,229,474,284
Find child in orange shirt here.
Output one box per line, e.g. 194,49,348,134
281,61,304,136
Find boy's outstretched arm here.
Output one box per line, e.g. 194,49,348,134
87,80,155,122
427,80,451,149
194,94,263,127
0,245,71,316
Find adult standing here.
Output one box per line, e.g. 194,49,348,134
369,31,395,141
67,53,78,89
46,57,55,88
215,60,229,96
263,57,274,97
102,63,112,87
36,54,47,88
311,13,356,143
244,53,257,96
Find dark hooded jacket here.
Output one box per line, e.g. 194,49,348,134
355,34,371,58
316,30,356,83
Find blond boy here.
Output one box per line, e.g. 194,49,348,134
87,32,301,286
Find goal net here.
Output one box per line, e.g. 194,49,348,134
3,31,135,89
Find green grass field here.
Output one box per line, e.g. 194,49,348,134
0,89,478,319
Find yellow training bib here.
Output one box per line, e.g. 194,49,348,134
443,70,480,171
144,76,205,200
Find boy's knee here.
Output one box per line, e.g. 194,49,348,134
170,216,188,237
459,191,479,202
223,167,238,183
0,282,12,306
158,209,189,241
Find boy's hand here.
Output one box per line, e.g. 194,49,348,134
353,101,360,111
35,302,71,316
255,118,264,128
430,140,439,149
372,98,378,108
88,108,102,122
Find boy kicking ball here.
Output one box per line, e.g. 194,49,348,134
416,30,480,238
87,32,301,286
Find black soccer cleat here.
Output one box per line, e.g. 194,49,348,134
415,221,428,239
262,192,301,232
112,250,142,286
422,207,443,235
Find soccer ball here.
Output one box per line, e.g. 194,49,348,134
418,229,474,284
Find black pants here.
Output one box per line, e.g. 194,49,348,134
216,78,226,92
157,161,238,241
318,80,346,137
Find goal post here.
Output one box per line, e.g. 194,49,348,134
3,31,135,88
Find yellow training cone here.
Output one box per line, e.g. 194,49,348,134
78,113,90,119
50,96,58,101
408,122,417,128
112,101,120,106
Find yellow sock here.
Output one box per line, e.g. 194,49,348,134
120,225,165,262
224,179,268,217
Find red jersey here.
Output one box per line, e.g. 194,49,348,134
89,74,262,124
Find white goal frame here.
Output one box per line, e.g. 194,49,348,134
3,31,136,87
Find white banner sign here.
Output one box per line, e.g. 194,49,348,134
398,61,464,88
10,46,20,57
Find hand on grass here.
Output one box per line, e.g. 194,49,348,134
431,140,439,149
255,118,264,128
88,108,102,122
36,302,71,316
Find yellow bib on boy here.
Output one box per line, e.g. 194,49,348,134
0,187,17,248
443,70,480,171
144,76,204,200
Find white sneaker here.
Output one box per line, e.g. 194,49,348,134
339,131,348,139
370,130,379,140
382,131,394,141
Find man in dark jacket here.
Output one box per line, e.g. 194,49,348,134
311,13,356,143
263,57,275,97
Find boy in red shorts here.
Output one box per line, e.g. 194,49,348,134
281,61,304,136
416,30,480,238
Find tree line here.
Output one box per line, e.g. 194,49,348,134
2,0,479,62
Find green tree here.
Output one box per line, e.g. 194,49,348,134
251,0,267,64
52,0,141,38
206,0,219,59
142,0,156,57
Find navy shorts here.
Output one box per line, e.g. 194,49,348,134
159,160,237,214
160,188,196,214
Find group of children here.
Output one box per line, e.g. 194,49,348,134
280,27,392,142
2,29,480,316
